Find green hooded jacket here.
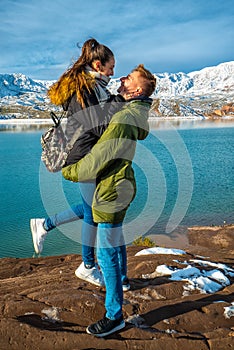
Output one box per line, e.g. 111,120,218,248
62,98,152,223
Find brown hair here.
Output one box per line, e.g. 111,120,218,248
133,64,156,97
48,38,114,108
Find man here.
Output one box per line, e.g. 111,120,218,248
62,64,156,337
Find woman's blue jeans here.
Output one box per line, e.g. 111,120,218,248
79,182,97,267
45,183,127,281
45,182,97,267
97,223,126,320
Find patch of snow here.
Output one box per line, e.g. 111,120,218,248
165,329,178,334
224,302,234,319
170,266,201,281
126,314,148,328
190,259,234,277
135,247,186,256
140,255,232,294
205,269,230,287
188,276,222,294
41,307,62,323
156,264,175,275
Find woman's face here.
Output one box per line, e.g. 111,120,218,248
94,57,115,77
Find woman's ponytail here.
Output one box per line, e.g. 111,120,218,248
48,38,113,108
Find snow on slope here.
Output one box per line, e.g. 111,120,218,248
0,62,233,118
153,61,234,97
0,73,48,98
188,61,234,94
108,61,234,97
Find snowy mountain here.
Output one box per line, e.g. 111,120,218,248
0,73,48,98
108,61,234,97
0,61,233,119
110,61,234,118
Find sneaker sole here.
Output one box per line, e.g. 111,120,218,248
30,219,40,254
86,321,125,337
75,270,104,287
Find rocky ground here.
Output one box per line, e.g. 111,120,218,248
0,225,233,350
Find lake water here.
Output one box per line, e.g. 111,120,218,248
0,119,233,258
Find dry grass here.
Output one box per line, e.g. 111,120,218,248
132,235,155,248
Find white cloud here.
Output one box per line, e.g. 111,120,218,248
0,0,233,79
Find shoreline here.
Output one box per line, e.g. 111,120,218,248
0,116,234,125
1,223,233,260
0,118,53,124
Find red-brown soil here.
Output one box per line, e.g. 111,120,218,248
0,225,233,349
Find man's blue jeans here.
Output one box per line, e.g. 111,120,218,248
97,223,126,320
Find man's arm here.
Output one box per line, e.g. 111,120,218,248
62,114,137,183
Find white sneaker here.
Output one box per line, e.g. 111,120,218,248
30,218,47,254
75,262,105,287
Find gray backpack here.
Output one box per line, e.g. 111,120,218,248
41,111,68,172
41,111,81,172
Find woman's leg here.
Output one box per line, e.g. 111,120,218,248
36,181,96,265
44,203,84,230
79,182,97,267
30,196,84,254
75,182,103,286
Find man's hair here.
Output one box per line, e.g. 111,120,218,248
133,64,156,97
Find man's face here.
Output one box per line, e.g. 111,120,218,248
117,71,142,96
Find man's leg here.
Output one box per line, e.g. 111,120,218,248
86,223,125,337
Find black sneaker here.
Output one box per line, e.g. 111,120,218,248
86,315,125,337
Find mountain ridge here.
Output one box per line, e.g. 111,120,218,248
0,61,233,119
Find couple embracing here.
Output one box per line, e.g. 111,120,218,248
31,38,156,337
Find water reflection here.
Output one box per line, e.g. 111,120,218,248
0,118,233,133
0,121,52,132
149,118,234,130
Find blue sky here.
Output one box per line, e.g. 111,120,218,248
0,0,233,80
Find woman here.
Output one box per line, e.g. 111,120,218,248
30,38,129,290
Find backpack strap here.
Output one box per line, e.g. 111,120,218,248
50,111,67,127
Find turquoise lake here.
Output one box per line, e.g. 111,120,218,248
0,119,233,258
